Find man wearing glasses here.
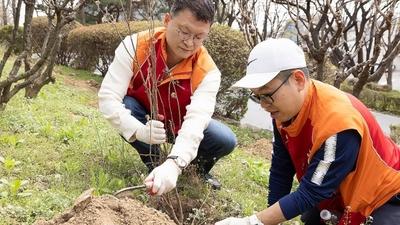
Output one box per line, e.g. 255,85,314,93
98,0,236,196
216,38,400,225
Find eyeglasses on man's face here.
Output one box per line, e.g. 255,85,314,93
175,26,208,45
250,72,292,105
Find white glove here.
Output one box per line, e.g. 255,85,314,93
144,159,181,195
215,215,264,225
135,120,166,144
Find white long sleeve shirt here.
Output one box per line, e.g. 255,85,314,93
98,34,221,164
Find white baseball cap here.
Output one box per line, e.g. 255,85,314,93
232,38,306,88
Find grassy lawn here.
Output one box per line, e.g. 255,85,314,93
0,66,141,224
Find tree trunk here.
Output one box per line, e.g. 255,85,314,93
125,0,132,21
386,63,393,89
227,16,235,27
24,82,42,98
11,0,15,22
25,32,61,98
352,71,369,97
97,10,103,24
315,58,325,81
115,9,120,22
1,0,8,25
368,65,385,83
77,6,85,24
24,75,55,98
22,0,34,72
333,72,346,89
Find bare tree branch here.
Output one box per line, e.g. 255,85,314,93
0,0,87,108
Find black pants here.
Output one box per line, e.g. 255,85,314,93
301,195,400,225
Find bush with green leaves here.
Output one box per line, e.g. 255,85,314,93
204,24,250,120
0,25,24,53
31,16,82,66
341,82,400,115
391,124,400,144
67,21,161,75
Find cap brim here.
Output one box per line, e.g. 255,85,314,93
231,72,279,88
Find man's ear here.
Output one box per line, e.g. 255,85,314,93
292,69,306,91
164,13,172,26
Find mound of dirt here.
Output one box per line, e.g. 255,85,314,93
33,189,176,225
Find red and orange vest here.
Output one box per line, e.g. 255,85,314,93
127,28,217,135
277,80,400,224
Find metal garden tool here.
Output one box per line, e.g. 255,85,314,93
113,184,147,197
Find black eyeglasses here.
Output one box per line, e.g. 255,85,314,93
176,27,208,45
250,72,292,105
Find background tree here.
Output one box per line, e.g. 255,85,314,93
130,0,171,21
205,25,250,120
273,0,343,81
237,0,288,48
75,0,171,24
213,0,238,27
329,0,400,97
1,0,12,25
0,0,85,109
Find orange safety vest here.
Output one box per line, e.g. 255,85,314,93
126,27,217,134
277,80,400,224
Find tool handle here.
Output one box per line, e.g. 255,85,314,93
113,184,146,196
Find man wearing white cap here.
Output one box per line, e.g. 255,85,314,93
215,38,400,225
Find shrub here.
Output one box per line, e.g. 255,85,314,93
341,82,400,116
67,21,161,75
390,124,400,144
31,17,82,65
204,24,250,120
31,17,51,54
0,25,24,53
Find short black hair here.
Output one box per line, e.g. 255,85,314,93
277,67,309,82
171,0,215,24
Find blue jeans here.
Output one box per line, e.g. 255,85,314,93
123,96,237,173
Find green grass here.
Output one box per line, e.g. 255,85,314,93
0,58,300,224
390,124,400,144
56,65,103,83
214,150,270,215
0,65,146,224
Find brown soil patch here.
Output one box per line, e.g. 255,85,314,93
33,189,176,225
243,138,273,160
61,74,100,93
59,73,99,108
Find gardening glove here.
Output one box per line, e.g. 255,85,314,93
215,215,264,225
135,120,166,144
144,159,181,195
